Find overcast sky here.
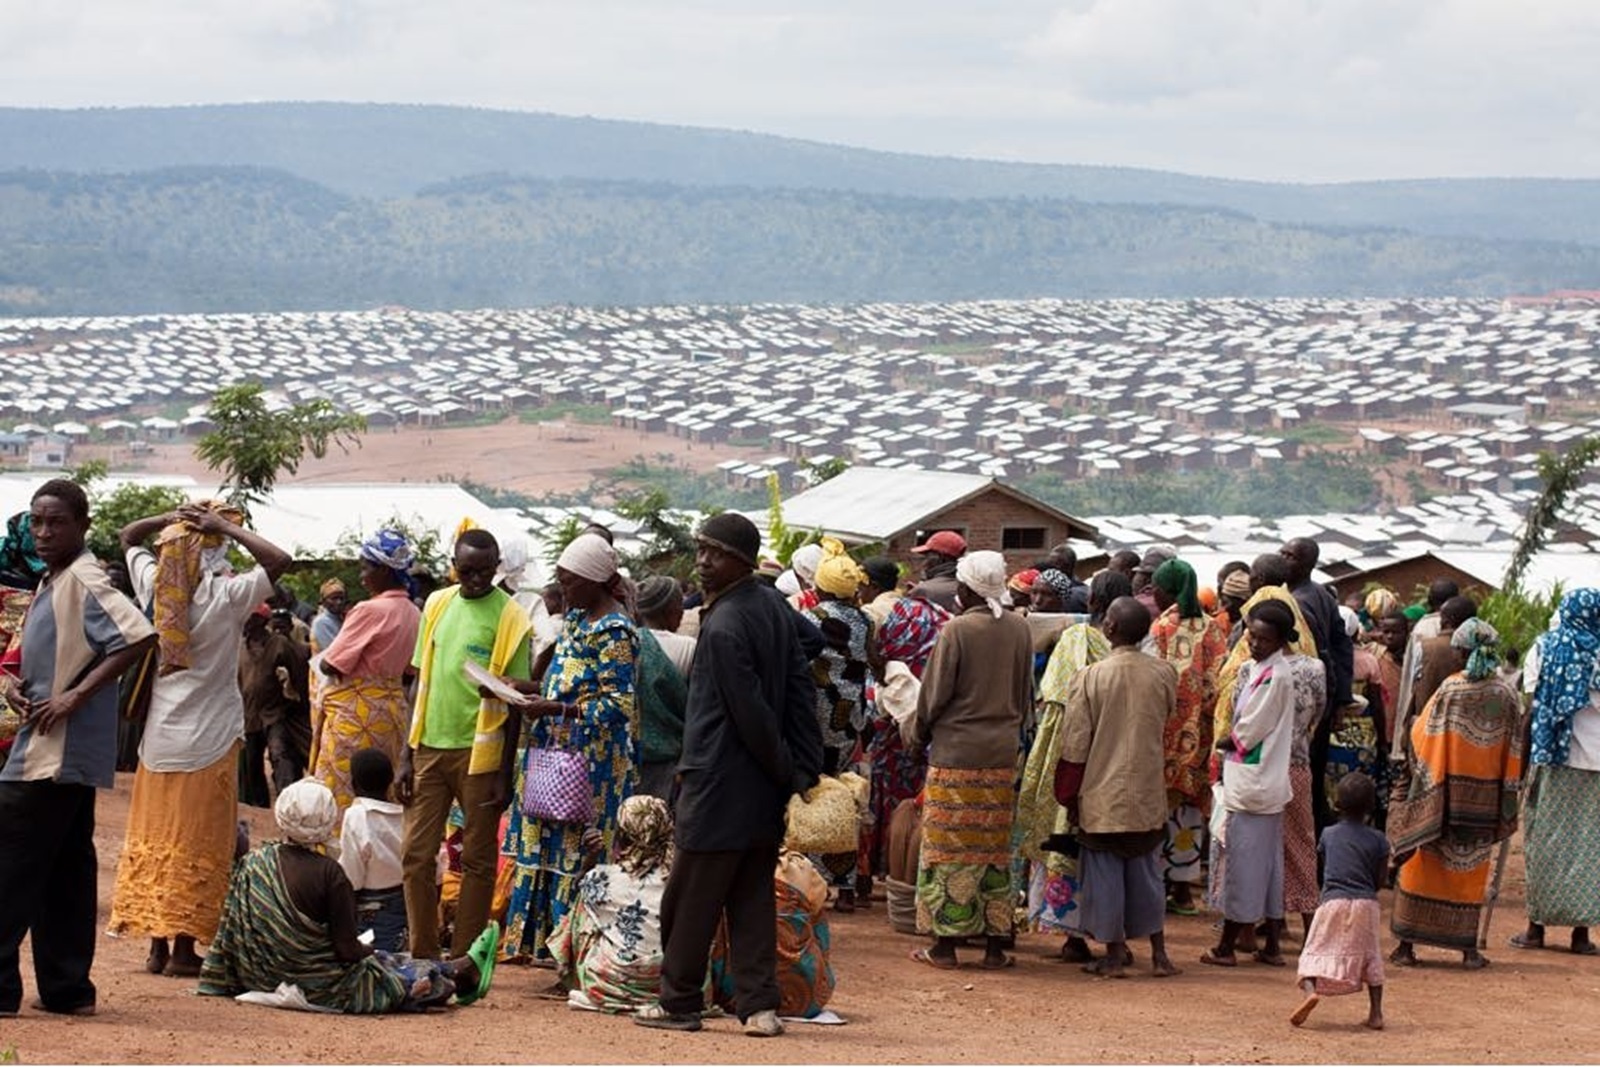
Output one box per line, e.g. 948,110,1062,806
3,0,1597,183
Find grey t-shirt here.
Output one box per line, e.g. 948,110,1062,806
1318,820,1391,903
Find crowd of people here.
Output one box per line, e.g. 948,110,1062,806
2,475,1599,1040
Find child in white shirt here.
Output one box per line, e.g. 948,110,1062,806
339,748,407,953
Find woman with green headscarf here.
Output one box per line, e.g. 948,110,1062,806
1149,559,1230,914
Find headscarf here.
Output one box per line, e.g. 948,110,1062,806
497,537,531,592
812,537,866,599
1364,587,1401,621
1450,617,1503,682
614,794,673,877
1036,568,1074,599
319,578,346,600
151,500,245,675
776,570,801,597
0,513,45,590
790,542,825,586
955,550,1010,618
274,779,339,847
1008,568,1041,594
1198,585,1218,613
1221,570,1252,600
1530,588,1600,767
556,532,618,583
1152,558,1202,619
361,528,414,582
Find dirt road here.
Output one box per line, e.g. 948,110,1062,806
7,781,1600,1064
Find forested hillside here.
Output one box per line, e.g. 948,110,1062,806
4,168,1598,315
4,104,1599,246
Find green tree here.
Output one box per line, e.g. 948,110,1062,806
1479,583,1563,660
1503,436,1600,593
85,482,192,562
542,516,586,570
613,486,701,581
764,473,818,566
195,383,366,510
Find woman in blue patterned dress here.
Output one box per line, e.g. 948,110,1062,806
502,533,639,962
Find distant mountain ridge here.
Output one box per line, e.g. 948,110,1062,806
3,102,1599,247
3,166,1600,316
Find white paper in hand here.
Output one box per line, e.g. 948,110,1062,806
463,659,530,705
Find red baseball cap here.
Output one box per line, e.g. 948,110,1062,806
911,530,967,557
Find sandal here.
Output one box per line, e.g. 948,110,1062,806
910,947,959,970
1572,940,1599,956
979,954,1015,970
1166,901,1200,917
1508,932,1545,951
1199,949,1237,968
455,921,500,1006
1251,951,1287,967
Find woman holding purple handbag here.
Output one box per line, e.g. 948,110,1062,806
501,533,639,966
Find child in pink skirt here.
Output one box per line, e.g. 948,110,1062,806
1291,772,1388,1030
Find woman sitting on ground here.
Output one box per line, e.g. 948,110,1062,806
199,780,498,1013
710,851,836,1020
548,795,673,1013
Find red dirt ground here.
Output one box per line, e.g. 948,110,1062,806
82,418,769,497
8,780,1600,1065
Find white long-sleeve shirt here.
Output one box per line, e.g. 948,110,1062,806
1222,649,1296,815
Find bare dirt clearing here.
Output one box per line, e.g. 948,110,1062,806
8,779,1600,1064
83,418,769,497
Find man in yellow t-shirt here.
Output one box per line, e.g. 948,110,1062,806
399,529,530,961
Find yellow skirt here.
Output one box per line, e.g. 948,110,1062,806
108,743,240,943
310,675,410,819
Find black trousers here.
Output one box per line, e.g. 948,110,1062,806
658,843,780,1020
242,720,310,808
0,780,98,1013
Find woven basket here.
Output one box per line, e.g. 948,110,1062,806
785,775,863,854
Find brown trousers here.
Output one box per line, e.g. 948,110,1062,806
401,745,500,959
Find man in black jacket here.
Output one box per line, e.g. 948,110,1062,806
638,513,822,1038
1281,537,1354,831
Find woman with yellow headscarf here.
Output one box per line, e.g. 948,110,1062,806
804,537,875,911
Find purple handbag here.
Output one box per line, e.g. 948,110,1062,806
520,745,593,824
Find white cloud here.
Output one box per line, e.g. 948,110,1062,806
0,0,1596,181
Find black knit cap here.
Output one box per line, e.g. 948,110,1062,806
697,513,760,568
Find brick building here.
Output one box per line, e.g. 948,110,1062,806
771,466,1099,572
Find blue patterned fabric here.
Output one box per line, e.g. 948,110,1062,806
503,609,639,959
1531,589,1600,767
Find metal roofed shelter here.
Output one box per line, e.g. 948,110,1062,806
767,465,1098,570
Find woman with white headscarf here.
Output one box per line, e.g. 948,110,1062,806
501,533,641,964
787,542,825,611
905,551,1034,969
199,780,499,1012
